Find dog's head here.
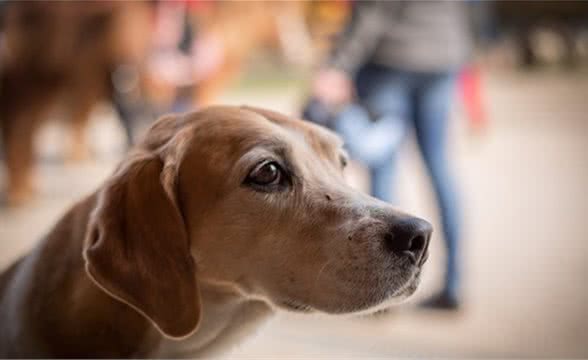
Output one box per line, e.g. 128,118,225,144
83,106,431,339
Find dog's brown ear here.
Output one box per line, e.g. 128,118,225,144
84,155,200,339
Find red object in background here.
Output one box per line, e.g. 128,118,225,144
459,65,488,132
186,0,215,12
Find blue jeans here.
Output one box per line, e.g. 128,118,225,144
335,63,461,298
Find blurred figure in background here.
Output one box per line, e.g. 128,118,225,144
0,1,153,206
312,1,472,310
0,1,312,207
144,1,313,112
493,1,588,69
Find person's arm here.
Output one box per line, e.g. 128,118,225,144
328,1,387,76
312,1,392,106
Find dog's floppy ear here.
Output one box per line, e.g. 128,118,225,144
84,154,200,339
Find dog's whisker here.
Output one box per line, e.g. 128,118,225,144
314,258,334,288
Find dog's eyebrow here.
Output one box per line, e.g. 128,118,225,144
246,136,289,155
239,137,292,167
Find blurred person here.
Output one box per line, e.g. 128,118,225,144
141,0,197,114
494,1,588,68
190,1,311,106
304,0,351,62
312,1,471,310
142,1,313,112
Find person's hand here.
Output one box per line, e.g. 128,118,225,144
312,68,353,106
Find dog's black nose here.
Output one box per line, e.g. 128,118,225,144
385,217,432,265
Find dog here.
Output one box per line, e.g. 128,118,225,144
0,106,432,358
0,1,152,206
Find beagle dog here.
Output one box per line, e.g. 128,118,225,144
0,106,431,358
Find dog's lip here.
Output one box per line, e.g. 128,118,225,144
393,271,421,297
401,250,429,267
419,251,429,266
402,250,418,264
278,298,313,313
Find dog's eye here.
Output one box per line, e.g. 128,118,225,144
247,161,283,186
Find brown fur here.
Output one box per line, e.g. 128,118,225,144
0,1,152,206
0,106,431,357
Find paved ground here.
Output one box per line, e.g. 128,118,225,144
1,68,587,358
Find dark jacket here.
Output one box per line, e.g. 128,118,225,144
330,1,472,75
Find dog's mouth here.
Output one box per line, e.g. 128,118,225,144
276,266,423,315
347,268,423,316
393,268,422,298
278,298,314,313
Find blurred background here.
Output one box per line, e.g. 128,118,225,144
0,1,587,357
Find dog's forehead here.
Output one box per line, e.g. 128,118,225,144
239,106,344,154
187,105,343,157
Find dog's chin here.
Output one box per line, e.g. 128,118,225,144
276,272,422,315
344,274,422,317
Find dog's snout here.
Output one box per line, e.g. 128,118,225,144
385,217,432,265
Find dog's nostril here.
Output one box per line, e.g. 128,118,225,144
409,235,426,253
385,217,432,265
384,232,393,246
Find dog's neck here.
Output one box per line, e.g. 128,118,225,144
0,195,274,358
156,281,274,358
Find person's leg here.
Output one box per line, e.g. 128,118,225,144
351,64,411,203
369,158,397,203
412,73,461,306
